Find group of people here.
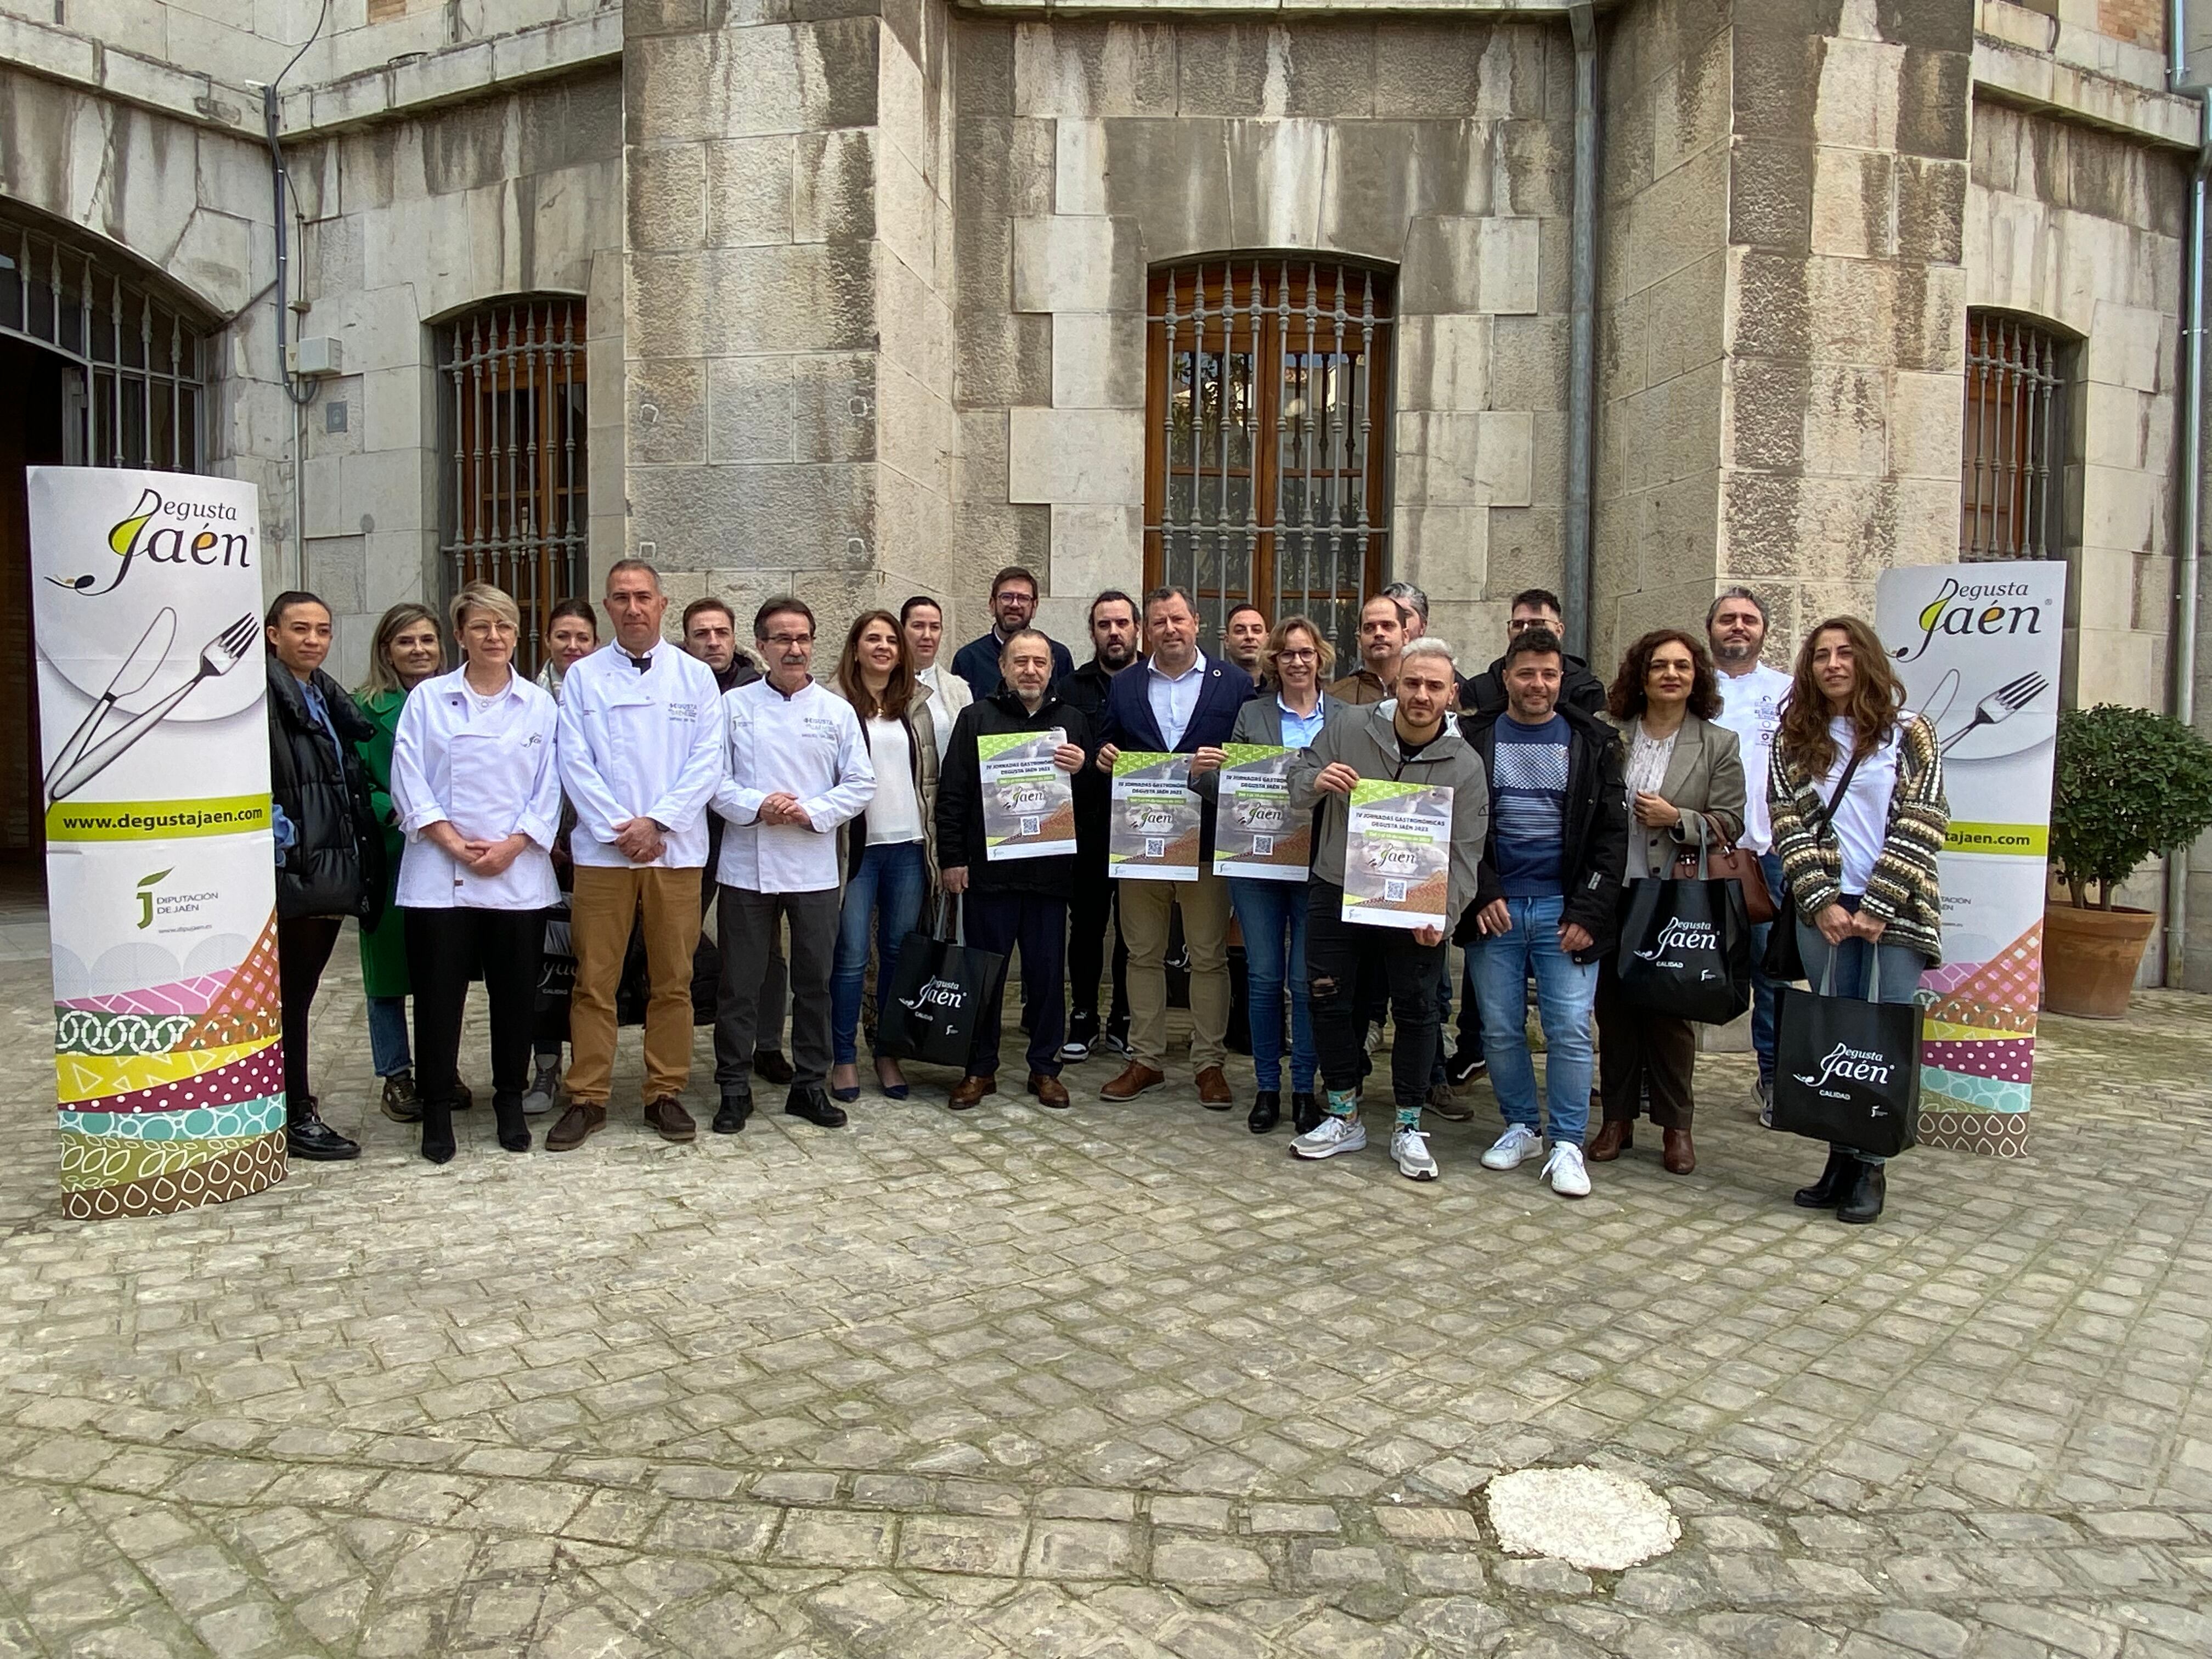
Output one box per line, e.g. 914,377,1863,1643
261,558,1944,1226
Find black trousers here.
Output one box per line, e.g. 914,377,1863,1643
1305,882,1444,1113
716,886,839,1091
1069,833,1128,1025
277,915,344,1114
405,907,543,1108
966,891,1068,1079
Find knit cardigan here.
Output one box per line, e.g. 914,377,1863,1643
1768,714,1948,964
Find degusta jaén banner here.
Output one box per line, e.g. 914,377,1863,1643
30,467,286,1218
1874,560,2066,1158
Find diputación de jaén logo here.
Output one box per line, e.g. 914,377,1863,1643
134,868,172,930
48,486,251,597
1891,575,2049,663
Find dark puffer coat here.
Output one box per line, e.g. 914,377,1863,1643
267,656,387,925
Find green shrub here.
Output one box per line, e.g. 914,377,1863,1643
2050,704,2212,908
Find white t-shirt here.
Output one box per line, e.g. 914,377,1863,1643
1714,663,1793,852
865,714,924,844
1821,714,1914,896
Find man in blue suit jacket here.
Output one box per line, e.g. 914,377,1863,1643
950,565,1076,699
1094,586,1258,1108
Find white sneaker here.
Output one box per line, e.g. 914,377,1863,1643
1291,1114,1368,1160
1363,1020,1385,1055
1754,1077,1774,1128
521,1059,562,1116
1391,1126,1438,1182
1480,1124,1542,1170
1542,1142,1592,1198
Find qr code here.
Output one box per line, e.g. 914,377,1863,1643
1019,815,1040,835
1253,835,1274,856
1384,878,1407,902
1144,837,1166,857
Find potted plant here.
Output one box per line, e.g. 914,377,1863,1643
2044,704,2212,1017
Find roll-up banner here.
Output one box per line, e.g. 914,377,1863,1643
30,467,286,1219
1874,561,2066,1158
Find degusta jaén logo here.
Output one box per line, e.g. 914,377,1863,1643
1892,575,2046,663
135,867,172,929
48,486,250,596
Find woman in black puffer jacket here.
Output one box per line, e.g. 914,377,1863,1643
266,590,387,1163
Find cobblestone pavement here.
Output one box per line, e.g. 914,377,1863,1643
1,946,2209,1657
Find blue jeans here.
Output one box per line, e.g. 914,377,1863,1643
1795,906,1925,1166
368,995,411,1077
1228,877,1316,1093
831,840,929,1066
1471,893,1597,1147
1748,851,1786,1084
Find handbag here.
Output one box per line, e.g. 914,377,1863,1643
1769,948,1922,1158
1760,747,1866,985
1675,826,1774,926
875,895,1009,1069
1617,822,1753,1025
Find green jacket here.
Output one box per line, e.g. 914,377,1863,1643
354,687,410,997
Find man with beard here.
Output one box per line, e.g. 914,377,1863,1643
951,566,1076,698
1058,590,1141,1059
1328,594,1413,706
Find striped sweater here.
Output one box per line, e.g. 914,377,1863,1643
1767,714,1948,964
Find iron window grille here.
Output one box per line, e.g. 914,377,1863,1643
1145,261,1393,665
0,218,208,473
437,298,588,673
1961,312,2067,562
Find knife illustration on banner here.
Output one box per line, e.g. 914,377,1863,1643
46,613,262,804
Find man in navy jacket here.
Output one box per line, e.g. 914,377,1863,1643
1093,586,1257,1107
950,565,1076,699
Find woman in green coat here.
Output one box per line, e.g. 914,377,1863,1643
356,603,455,1124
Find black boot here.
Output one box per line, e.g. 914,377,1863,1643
419,1100,456,1165
1836,1159,1886,1224
288,1098,360,1162
786,1085,848,1128
492,1091,531,1153
1248,1090,1281,1135
1291,1092,1323,1135
1793,1146,1853,1208
713,1090,752,1134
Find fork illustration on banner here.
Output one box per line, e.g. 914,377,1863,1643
47,613,262,803
1938,670,2050,755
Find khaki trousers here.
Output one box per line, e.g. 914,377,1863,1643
566,864,703,1106
1119,870,1231,1073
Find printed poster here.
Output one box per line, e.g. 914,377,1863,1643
1341,779,1454,930
979,727,1075,861
30,467,286,1220
1874,561,2065,1159
1212,744,1308,881
1109,752,1200,882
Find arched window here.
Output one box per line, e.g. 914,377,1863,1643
1961,311,2069,562
437,297,588,669
1146,261,1394,662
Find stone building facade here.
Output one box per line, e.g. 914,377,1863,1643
3,0,2211,979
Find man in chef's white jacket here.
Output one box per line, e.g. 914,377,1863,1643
710,596,876,1133
549,558,726,1151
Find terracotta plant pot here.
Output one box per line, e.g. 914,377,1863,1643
2040,902,2158,1019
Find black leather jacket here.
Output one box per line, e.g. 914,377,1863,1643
267,657,386,925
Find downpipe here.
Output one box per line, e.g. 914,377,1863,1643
2165,0,2208,987
1562,4,1599,662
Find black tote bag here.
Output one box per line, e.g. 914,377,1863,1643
1770,951,1922,1158
875,896,1008,1069
1615,822,1752,1026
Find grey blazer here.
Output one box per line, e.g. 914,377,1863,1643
1611,711,1746,877
1194,690,1348,804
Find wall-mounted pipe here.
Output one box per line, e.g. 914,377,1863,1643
1562,3,1599,661
2165,0,2207,988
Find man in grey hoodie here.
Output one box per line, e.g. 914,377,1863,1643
1285,637,1489,1181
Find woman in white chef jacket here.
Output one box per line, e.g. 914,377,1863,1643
390,582,564,1164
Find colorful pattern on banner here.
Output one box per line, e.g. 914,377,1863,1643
1873,562,2065,1158
30,467,285,1219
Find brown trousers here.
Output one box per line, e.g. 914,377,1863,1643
565,864,703,1107
1594,959,1697,1128
1119,870,1231,1073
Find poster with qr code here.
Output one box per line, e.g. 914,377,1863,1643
978,727,1075,861
1341,778,1453,929
1108,752,1199,882
1211,745,1307,881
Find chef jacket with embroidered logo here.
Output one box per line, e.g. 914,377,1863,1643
556,639,725,869
713,676,876,894
389,667,565,910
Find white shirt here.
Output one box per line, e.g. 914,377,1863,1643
713,676,876,893
916,665,970,762
1714,662,1793,851
1146,652,1207,749
390,668,563,910
556,639,725,870
865,714,923,843
1822,713,1912,896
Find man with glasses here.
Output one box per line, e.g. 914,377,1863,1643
1463,588,1607,718
951,566,1076,699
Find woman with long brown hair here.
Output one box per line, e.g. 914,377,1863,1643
1768,614,1946,1224
827,610,940,1102
1589,628,1745,1175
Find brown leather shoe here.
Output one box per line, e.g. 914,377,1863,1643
1027,1073,1071,1109
1426,1081,1473,1122
1586,1119,1632,1162
949,1074,997,1110
1662,1126,1696,1175
544,1102,606,1152
644,1094,696,1143
1195,1066,1233,1108
1100,1062,1166,1101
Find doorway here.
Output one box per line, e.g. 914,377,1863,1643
0,337,67,871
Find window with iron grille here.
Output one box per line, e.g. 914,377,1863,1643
1145,261,1393,664
1960,312,2067,562
438,298,588,672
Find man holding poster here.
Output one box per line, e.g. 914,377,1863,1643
1285,639,1488,1181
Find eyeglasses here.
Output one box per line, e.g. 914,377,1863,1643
992,591,1035,605
763,634,814,648
1277,648,1318,663
1507,616,1559,635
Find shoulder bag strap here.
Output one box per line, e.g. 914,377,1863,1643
1809,746,1866,835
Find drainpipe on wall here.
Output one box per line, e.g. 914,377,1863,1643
2165,0,2208,988
1562,3,1599,662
